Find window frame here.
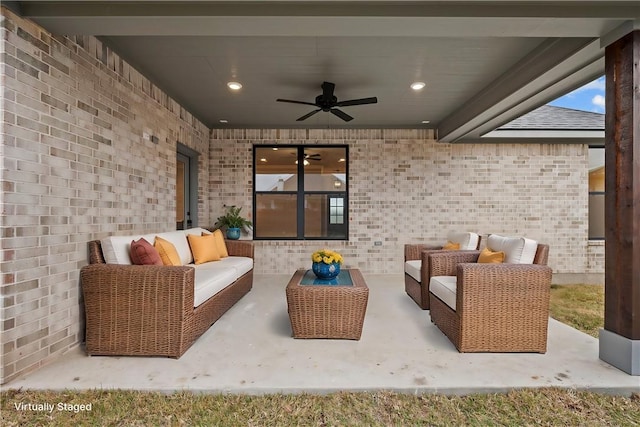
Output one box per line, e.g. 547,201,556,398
588,145,605,241
252,144,349,241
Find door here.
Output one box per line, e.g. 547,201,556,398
327,195,346,237
176,152,191,230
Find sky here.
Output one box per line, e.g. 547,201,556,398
547,76,605,113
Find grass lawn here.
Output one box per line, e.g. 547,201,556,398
549,283,604,338
3,284,638,426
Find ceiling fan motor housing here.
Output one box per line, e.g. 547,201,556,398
316,94,338,110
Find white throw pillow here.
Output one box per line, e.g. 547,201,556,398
486,234,538,264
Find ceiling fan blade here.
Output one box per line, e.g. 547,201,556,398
330,108,354,122
321,81,335,99
296,109,321,121
277,98,318,107
335,97,378,107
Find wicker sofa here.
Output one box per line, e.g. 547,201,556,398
428,235,551,353
80,228,254,358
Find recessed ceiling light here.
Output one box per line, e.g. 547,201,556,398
411,82,426,91
227,82,242,90
421,120,430,124
260,158,267,162
338,158,346,162
219,119,228,123
272,147,279,151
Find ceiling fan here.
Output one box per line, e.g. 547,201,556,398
290,152,321,162
277,81,378,122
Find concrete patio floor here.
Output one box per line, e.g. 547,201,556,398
4,274,639,395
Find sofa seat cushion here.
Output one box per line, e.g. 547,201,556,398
218,256,254,277
487,234,537,264
192,256,254,307
429,276,457,311
193,263,239,307
404,260,422,283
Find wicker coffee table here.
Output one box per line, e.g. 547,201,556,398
286,269,369,340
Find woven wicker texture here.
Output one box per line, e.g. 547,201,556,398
286,269,369,340
404,243,480,310
429,244,552,353
81,239,253,358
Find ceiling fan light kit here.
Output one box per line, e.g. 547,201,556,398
277,81,377,122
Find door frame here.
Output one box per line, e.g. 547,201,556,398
177,143,199,230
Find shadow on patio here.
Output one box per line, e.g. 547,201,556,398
5,274,639,395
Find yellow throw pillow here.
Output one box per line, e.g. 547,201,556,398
154,236,182,266
443,241,461,250
187,233,221,265
478,247,505,264
212,229,229,258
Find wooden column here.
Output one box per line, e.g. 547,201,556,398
600,30,640,375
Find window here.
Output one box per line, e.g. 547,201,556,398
254,145,348,240
588,147,604,240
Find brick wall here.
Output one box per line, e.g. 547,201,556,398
210,130,590,275
0,6,596,385
0,8,209,384
587,241,605,273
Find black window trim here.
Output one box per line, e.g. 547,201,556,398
252,144,349,241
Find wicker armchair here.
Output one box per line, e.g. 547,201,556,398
428,243,552,353
404,232,480,309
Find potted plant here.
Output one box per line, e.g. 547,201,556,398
214,206,252,240
311,249,344,279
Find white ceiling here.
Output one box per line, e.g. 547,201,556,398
10,1,640,141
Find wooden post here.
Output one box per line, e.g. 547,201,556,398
600,30,640,375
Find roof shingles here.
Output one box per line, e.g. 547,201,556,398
498,105,604,130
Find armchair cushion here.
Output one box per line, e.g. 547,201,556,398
404,260,422,282
487,234,537,264
447,232,480,250
429,276,457,310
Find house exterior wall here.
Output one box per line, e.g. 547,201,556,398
0,8,209,384
0,7,599,386
210,130,591,276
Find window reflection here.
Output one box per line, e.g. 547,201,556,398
254,145,348,240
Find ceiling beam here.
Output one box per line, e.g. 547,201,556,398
437,37,605,142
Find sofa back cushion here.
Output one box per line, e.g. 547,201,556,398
446,232,480,250
486,234,538,264
100,228,214,265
